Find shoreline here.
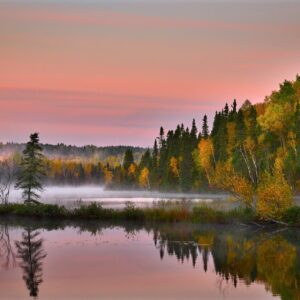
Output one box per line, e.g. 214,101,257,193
0,202,299,227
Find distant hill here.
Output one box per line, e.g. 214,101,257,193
0,142,146,161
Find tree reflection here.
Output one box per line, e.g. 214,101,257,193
15,229,46,298
0,224,16,269
2,220,300,300
153,225,300,300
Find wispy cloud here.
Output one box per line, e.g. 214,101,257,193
0,6,296,33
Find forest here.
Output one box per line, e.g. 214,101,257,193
1,76,300,220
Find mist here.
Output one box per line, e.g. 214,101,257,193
8,185,229,208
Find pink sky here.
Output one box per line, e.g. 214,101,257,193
1,1,300,146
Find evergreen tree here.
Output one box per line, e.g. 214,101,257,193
159,126,165,149
152,139,158,169
158,127,168,188
190,119,198,147
202,115,209,139
231,99,237,114
211,112,220,137
139,149,152,170
123,149,134,171
179,129,193,191
15,229,46,298
150,139,159,188
224,103,229,116
15,133,45,204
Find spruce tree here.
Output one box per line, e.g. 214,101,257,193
224,103,229,116
150,139,159,188
231,99,237,114
179,129,193,191
190,119,198,147
202,115,209,139
159,126,165,149
15,133,45,204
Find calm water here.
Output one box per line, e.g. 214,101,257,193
0,220,299,300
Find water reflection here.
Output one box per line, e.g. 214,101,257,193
0,224,16,268
154,225,300,300
15,229,46,298
0,219,299,300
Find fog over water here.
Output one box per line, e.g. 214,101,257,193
9,185,229,208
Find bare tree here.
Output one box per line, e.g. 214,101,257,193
0,159,17,205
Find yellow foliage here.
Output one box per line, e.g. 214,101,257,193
197,232,215,248
169,156,179,177
139,167,150,188
257,133,265,146
287,131,297,153
105,155,121,168
198,138,214,184
128,163,137,178
103,167,113,185
255,102,266,116
213,161,254,208
257,236,296,290
273,148,287,175
258,102,293,143
226,122,236,155
83,163,93,178
257,172,293,220
50,159,63,177
244,136,255,152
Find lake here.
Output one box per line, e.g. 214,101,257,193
0,219,298,300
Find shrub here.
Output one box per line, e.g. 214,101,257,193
257,172,293,221
282,206,300,225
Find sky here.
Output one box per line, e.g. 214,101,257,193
0,0,300,146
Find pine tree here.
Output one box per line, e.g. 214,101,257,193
15,133,45,204
202,115,209,139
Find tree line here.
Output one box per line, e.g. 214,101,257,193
1,75,300,220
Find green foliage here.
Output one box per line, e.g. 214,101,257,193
0,202,260,224
3,76,300,222
282,206,300,225
192,206,256,224
123,149,134,170
15,133,46,203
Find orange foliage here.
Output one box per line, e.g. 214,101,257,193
169,156,179,177
139,167,150,189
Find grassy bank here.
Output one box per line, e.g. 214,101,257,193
0,202,299,225
0,202,256,223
